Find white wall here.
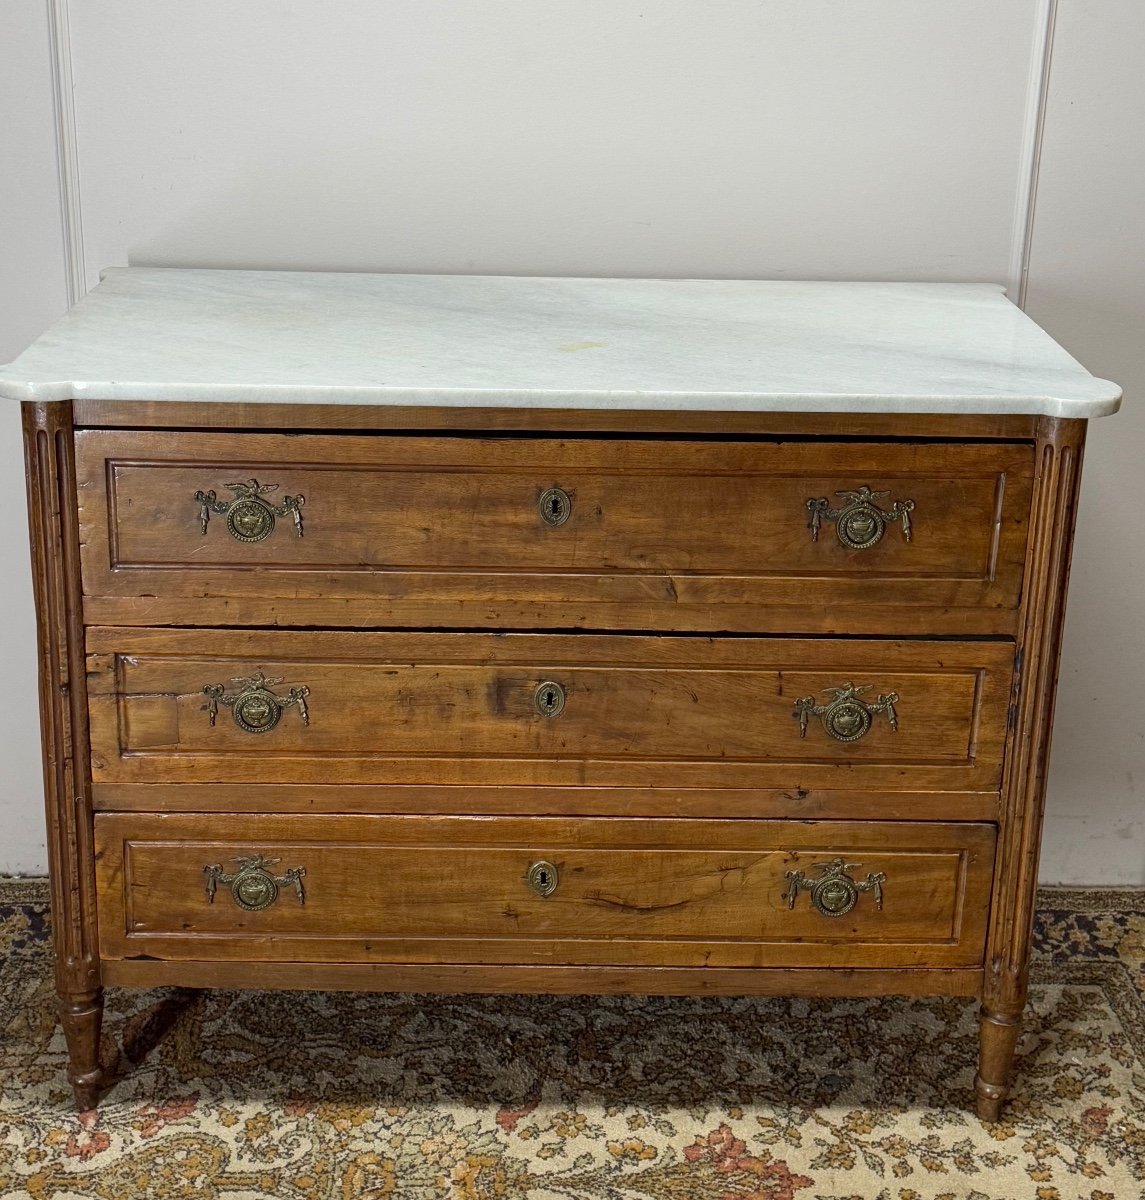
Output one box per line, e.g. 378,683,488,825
1,0,1140,881
1023,0,1145,883
66,0,1035,283
0,0,70,874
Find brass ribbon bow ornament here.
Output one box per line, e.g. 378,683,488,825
794,681,899,743
203,670,311,735
204,855,307,911
806,485,914,550
783,857,887,918
194,478,305,542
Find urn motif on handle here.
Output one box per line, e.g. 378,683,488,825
194,478,305,542
783,857,887,918
204,855,307,911
793,681,899,743
806,485,914,550
202,670,311,734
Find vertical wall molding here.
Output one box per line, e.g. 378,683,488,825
1008,0,1058,309
46,0,86,306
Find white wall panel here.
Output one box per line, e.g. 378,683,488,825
0,2,69,352
0,0,69,874
68,1,1035,283
1023,0,1145,884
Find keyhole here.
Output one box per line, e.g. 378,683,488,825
527,860,559,897
538,487,571,526
533,680,566,718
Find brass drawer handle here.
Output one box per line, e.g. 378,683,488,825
538,486,572,527
806,485,914,550
794,681,898,742
526,860,559,897
203,670,310,734
195,478,305,542
534,680,567,718
204,855,306,911
783,857,885,918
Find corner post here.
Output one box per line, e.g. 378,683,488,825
21,400,103,1110
976,415,1087,1120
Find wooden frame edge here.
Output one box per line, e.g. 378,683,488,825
100,958,983,998
21,399,103,1109
977,414,1087,1118
71,398,1042,440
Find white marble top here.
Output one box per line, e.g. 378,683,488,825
0,268,1121,417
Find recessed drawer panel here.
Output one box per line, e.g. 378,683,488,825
74,431,1034,632
94,814,996,969
86,629,1013,791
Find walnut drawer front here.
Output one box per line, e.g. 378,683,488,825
86,629,1013,792
74,430,1033,633
94,814,996,969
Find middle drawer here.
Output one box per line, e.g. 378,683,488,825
87,629,1012,791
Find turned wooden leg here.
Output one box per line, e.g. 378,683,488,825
978,418,1085,1122
975,1006,1021,1121
23,402,104,1111
60,989,105,1110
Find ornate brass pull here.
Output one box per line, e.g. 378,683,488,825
203,670,310,734
806,485,914,550
534,680,567,718
538,486,572,527
195,478,305,542
526,860,559,897
794,681,898,743
784,857,885,917
204,855,306,911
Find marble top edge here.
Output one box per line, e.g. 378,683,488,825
0,267,1122,417
1,383,1122,419
92,265,1011,287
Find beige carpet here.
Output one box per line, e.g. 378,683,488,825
1,880,1143,1199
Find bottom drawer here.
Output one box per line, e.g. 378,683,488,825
95,814,995,969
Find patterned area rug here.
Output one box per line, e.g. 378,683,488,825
1,882,1143,1200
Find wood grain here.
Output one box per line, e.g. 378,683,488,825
89,783,1002,822
71,398,1042,440
94,814,995,970
20,401,104,1110
80,595,1021,637
100,958,984,999
74,431,1033,632
85,629,1014,791
976,416,1087,1120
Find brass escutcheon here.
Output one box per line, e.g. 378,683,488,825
204,855,307,911
194,478,305,542
805,485,914,550
783,857,886,918
534,680,567,718
526,860,559,897
793,682,899,743
203,670,310,734
538,486,572,527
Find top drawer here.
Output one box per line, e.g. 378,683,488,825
75,431,1034,633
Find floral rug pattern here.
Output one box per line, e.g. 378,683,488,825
1,880,1144,1199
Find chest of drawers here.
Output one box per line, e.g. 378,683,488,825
3,269,1120,1119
